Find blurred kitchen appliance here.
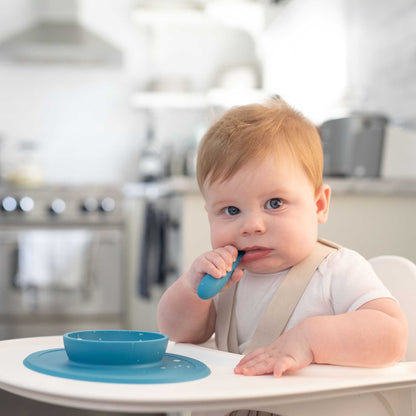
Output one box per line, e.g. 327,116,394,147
0,0,121,65
0,185,125,340
320,114,388,177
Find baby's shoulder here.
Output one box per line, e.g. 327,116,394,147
318,246,372,277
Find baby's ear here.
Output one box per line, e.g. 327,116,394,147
315,184,331,224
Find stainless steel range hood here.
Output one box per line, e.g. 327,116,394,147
0,0,122,65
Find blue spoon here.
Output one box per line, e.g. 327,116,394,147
197,251,245,300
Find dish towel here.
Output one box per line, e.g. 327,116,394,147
138,201,167,298
15,230,92,290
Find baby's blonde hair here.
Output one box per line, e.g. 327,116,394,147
197,98,323,193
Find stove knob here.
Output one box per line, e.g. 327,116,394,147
19,196,35,212
99,197,115,213
81,197,99,212
49,198,66,215
1,196,18,212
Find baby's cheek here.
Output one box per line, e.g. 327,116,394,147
210,225,230,249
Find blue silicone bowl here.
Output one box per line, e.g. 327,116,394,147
63,330,169,365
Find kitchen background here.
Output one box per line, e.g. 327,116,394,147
0,0,416,414
2,0,416,183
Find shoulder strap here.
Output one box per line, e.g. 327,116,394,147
215,283,239,353
215,239,340,354
244,239,338,353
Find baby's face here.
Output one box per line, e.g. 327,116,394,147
203,156,329,274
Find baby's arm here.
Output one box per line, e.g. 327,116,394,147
157,245,243,344
234,297,408,377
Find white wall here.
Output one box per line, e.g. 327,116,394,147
345,0,416,126
0,0,146,184
0,64,143,185
260,0,348,124
261,0,416,128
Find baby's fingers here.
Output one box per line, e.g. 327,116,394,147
234,349,273,375
234,354,275,376
272,356,297,377
236,348,264,366
198,250,231,279
234,349,297,377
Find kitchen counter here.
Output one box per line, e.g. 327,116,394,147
324,177,416,196
123,176,416,198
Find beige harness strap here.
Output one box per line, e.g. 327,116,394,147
215,239,340,354
215,280,239,353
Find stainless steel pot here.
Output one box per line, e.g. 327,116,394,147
320,114,388,177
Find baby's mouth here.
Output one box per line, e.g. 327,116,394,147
240,247,272,262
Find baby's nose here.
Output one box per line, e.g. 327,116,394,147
241,214,266,235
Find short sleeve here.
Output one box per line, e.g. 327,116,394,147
318,248,395,314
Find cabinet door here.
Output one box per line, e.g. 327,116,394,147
182,194,211,272
319,195,416,263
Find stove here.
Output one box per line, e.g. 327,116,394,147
0,184,126,341
0,184,123,226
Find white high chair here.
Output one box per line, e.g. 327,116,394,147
256,255,416,416
369,255,416,362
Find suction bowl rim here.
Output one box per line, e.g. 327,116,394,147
63,330,168,344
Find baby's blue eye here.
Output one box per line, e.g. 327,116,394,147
265,198,283,209
224,206,240,216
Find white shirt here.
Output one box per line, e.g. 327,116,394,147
215,247,394,354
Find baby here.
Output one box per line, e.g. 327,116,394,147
157,98,407,377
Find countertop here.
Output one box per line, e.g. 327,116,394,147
123,176,416,198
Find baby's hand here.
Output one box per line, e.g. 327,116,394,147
186,245,244,293
234,325,313,377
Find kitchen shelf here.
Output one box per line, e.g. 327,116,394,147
130,88,270,110
131,8,208,27
130,91,207,109
131,2,265,37
207,88,270,108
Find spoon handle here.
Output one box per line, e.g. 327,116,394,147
197,251,245,300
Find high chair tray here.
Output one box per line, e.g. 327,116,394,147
2,336,416,414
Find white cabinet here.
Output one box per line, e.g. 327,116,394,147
182,193,211,270
319,194,416,263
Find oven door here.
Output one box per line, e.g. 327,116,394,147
0,228,123,317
